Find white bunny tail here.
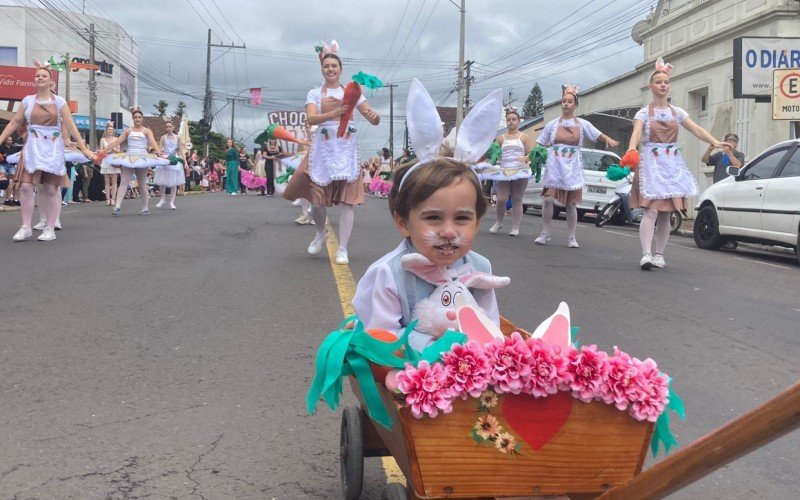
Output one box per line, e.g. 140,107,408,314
406,79,444,164
454,89,503,164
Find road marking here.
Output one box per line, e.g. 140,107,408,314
733,256,793,270
63,210,78,214
324,225,406,486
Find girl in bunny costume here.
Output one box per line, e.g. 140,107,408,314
535,84,619,248
626,58,724,270
352,80,510,352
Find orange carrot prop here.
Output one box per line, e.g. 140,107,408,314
338,81,361,138
94,151,108,165
620,150,640,171
254,124,309,146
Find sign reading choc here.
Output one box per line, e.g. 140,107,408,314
734,37,800,99
267,110,308,153
0,65,60,100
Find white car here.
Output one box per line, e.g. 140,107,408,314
522,149,622,219
693,138,800,264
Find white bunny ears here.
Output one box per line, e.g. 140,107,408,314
399,79,503,190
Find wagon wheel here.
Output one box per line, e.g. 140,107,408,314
340,406,364,500
380,483,408,500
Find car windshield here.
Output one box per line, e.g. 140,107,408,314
582,151,619,171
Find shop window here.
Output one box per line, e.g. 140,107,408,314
689,87,709,117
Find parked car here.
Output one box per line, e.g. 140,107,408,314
521,149,622,219
693,138,800,264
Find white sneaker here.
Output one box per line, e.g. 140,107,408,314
12,226,32,242
294,214,307,225
335,248,349,265
508,227,519,237
489,222,502,233
155,199,165,208
37,227,56,241
33,219,47,230
653,253,666,269
230,192,238,196
534,232,551,245
307,232,328,254
640,253,653,270
54,219,62,230
567,237,580,248
170,203,177,210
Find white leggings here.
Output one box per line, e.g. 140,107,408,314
494,179,527,229
311,203,355,251
639,209,671,255
19,183,61,230
115,167,149,211
541,197,578,240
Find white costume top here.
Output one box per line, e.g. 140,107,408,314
634,106,689,142
103,129,170,170
352,239,500,352
305,85,366,185
153,133,184,187
483,134,530,181
537,117,602,191
21,94,67,176
99,136,122,174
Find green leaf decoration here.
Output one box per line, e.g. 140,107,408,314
168,154,185,166
275,167,296,184
650,379,686,456
314,43,324,54
352,71,384,90
605,164,631,181
47,54,67,72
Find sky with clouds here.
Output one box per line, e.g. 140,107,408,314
7,0,659,155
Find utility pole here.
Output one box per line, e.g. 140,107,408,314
464,60,474,111
202,29,246,154
385,83,398,159
455,0,466,131
64,52,70,104
227,96,249,140
88,24,97,149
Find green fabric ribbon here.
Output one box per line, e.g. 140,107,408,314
529,145,547,183
650,379,686,456
306,316,411,429
486,142,502,165
275,167,296,184
168,154,185,166
352,71,384,91
402,325,467,366
606,164,631,181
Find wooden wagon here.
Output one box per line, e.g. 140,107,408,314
339,318,654,500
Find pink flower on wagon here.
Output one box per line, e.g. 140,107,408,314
628,357,669,422
564,344,610,403
396,361,454,419
601,347,642,411
442,341,491,399
524,338,569,397
484,332,532,395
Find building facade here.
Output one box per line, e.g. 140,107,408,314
0,6,139,142
542,0,800,212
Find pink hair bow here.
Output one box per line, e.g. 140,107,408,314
654,57,673,74
315,39,340,60
561,84,579,96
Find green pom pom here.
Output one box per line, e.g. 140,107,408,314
352,71,383,90
168,154,185,166
605,164,631,181
314,43,324,54
486,142,502,165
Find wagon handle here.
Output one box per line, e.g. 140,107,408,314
596,380,800,500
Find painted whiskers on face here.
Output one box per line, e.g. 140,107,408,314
420,230,468,249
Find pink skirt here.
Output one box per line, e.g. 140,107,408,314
283,152,365,206
542,187,582,205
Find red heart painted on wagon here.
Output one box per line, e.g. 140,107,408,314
501,392,572,451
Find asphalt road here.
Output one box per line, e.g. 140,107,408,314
1,193,797,499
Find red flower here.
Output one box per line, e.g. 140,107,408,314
396,361,454,418
600,347,641,410
628,357,669,422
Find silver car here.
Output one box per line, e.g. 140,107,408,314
522,149,622,219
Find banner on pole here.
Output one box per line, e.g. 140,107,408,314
249,87,262,106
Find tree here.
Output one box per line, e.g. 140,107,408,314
188,120,231,159
153,100,169,117
522,83,544,118
173,101,187,119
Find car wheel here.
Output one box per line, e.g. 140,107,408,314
693,206,724,250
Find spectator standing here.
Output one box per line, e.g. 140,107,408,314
702,133,744,184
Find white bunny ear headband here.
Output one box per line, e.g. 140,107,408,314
399,79,503,190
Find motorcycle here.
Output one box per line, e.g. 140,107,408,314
594,173,683,235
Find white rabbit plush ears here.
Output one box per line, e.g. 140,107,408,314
400,79,504,190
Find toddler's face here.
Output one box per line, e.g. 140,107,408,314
394,179,480,268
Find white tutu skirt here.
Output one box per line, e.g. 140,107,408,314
103,152,170,169
64,150,89,164
153,163,185,187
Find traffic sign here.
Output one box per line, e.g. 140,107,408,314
773,69,800,120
